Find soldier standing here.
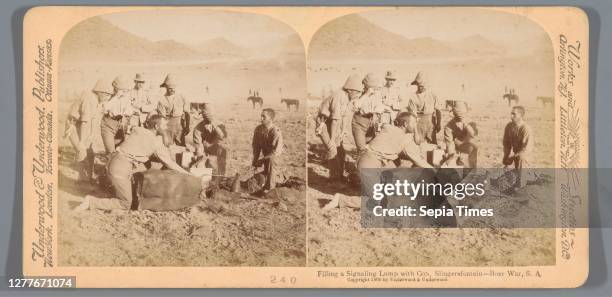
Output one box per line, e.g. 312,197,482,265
76,115,188,211
129,73,157,128
101,75,134,153
192,102,228,175
65,79,113,180
443,101,478,168
408,71,442,144
381,70,404,125
157,74,191,146
351,73,389,153
503,106,531,188
315,74,363,182
252,108,284,191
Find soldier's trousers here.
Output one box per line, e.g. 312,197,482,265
315,119,346,181
100,116,124,153
166,116,184,146
204,143,227,176
456,141,479,168
351,113,376,153
328,145,346,181
88,152,146,210
262,156,278,190
417,113,436,144
503,154,528,187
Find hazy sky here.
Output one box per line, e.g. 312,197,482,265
360,7,548,45
101,9,295,46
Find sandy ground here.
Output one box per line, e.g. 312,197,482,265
58,62,307,267
306,58,557,267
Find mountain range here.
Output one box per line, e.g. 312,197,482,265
60,17,303,62
309,14,510,59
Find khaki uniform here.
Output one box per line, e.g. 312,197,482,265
89,127,170,210
193,103,227,175
129,88,157,127
407,90,441,144
101,90,134,153
352,91,387,152
444,118,478,168
381,85,404,124
252,124,284,190
357,125,424,169
65,91,105,179
158,93,190,145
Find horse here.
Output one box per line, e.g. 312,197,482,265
247,96,263,109
536,96,554,106
502,93,520,107
281,98,300,111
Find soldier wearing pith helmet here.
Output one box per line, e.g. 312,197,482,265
381,70,404,125
407,71,442,144
315,73,363,182
101,75,134,153
129,73,157,128
157,74,191,146
65,78,113,181
351,72,389,153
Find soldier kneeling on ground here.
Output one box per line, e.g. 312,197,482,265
75,115,189,211
191,102,228,176
252,108,284,193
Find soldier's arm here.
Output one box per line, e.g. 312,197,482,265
326,95,342,148
502,124,512,159
252,127,262,165
401,138,432,169
154,139,189,174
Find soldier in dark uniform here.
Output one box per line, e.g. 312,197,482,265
252,108,284,191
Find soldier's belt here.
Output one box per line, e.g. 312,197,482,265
116,148,148,164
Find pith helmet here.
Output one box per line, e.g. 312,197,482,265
160,74,177,88
385,70,397,80
92,79,113,95
342,74,363,92
452,101,468,115
362,73,384,88
134,73,146,82
411,71,428,86
112,75,131,91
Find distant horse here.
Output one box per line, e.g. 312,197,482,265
503,93,520,107
281,98,300,111
536,96,554,106
247,96,263,109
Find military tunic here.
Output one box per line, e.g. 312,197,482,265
158,93,190,145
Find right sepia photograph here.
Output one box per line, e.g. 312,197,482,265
306,8,556,267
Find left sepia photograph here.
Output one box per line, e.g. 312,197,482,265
56,9,307,267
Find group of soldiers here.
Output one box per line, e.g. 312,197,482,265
315,70,532,188
66,73,284,211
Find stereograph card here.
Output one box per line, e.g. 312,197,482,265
21,6,588,288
